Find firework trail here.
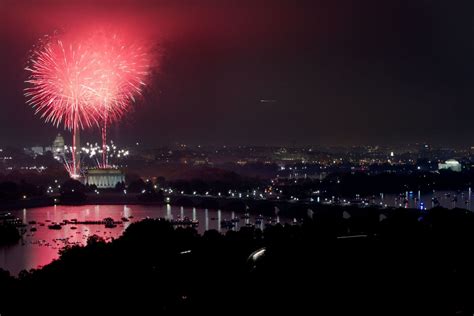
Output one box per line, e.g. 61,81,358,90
25,30,153,175
85,31,151,167
25,35,103,177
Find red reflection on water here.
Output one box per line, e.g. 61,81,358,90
0,204,275,275
1,205,131,275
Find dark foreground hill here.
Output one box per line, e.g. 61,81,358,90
1,206,474,315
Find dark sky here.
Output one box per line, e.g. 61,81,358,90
1,0,474,147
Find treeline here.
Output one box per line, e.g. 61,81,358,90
0,180,45,201
60,179,165,204
1,205,474,315
0,170,68,201
125,170,263,194
168,176,262,195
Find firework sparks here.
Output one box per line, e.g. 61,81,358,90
85,31,152,167
25,35,102,177
87,32,151,124
59,140,130,170
25,30,153,175
25,36,102,130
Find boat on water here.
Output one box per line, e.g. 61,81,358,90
121,217,130,222
104,217,118,228
1,213,26,227
0,212,15,220
170,217,199,227
48,223,62,230
220,219,235,229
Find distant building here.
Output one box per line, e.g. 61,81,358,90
52,133,65,159
32,146,44,155
438,159,462,172
193,159,209,165
85,168,125,188
22,146,43,157
24,145,53,157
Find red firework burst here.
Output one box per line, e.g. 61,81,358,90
25,36,102,130
86,31,152,125
25,32,152,130
84,31,152,167
25,31,154,173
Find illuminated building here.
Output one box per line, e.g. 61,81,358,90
52,133,65,159
31,146,44,156
85,168,125,188
438,159,462,172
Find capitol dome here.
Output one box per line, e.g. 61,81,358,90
52,133,65,158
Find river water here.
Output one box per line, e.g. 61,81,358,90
0,204,282,275
2,191,470,275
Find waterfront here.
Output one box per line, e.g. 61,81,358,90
1,190,472,275
0,204,284,275
367,189,473,210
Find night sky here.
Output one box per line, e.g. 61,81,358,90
1,0,474,147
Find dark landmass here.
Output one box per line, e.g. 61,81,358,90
2,164,474,207
0,223,21,245
1,205,474,315
272,169,474,201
